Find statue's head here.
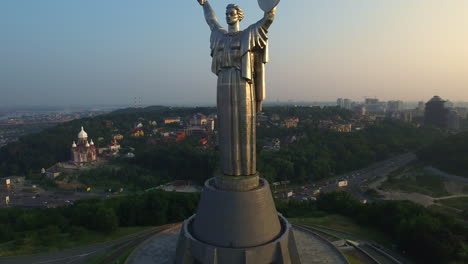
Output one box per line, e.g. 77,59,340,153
226,4,244,25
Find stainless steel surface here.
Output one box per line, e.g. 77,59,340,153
199,1,276,176
192,178,281,248
175,178,301,264
258,0,281,12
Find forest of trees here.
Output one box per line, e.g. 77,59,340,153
77,141,217,191
418,131,468,177
0,106,214,178
279,192,468,264
0,191,199,250
0,190,465,263
257,119,443,183
0,106,444,189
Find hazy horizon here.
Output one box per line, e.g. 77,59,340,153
2,0,468,106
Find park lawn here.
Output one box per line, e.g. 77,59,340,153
380,164,450,197
290,215,394,247
428,204,461,218
436,197,468,211
0,226,151,257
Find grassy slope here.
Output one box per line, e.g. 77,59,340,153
380,163,450,197
0,226,151,257
290,215,394,247
436,197,468,212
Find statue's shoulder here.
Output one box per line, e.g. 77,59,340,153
213,27,228,35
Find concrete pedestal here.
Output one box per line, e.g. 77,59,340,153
174,177,301,264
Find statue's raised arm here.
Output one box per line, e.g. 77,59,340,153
256,7,276,30
198,0,223,31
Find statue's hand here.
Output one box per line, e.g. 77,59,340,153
197,0,206,6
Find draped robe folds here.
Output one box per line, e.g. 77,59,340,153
210,20,269,176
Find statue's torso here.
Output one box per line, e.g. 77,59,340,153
213,31,243,70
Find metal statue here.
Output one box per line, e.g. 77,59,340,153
258,0,281,12
197,0,277,176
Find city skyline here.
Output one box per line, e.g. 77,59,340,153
2,0,468,106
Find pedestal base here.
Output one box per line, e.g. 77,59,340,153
174,178,301,264
214,173,260,192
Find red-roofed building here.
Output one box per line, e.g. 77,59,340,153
200,138,208,145
176,133,186,142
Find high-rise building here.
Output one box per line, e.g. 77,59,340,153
425,96,449,129
417,101,425,111
365,98,379,105
454,107,467,119
387,100,404,112
336,98,352,109
444,100,454,109
343,98,352,109
337,98,344,108
448,110,461,131
365,98,386,113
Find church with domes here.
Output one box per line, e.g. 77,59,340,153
71,126,97,163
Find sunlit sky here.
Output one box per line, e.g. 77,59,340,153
1,0,468,107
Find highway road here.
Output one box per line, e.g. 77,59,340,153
274,153,417,202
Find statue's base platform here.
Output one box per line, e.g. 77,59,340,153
174,177,301,264
125,225,349,264
175,213,300,264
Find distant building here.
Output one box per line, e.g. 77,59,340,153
425,96,449,129
387,100,404,112
318,120,333,130
353,105,366,116
412,101,426,118
283,117,299,128
109,139,121,152
134,122,144,129
189,126,206,136
454,107,467,119
177,133,186,142
200,138,208,145
206,119,215,132
337,98,344,108
270,114,280,121
365,98,386,113
444,100,454,109
190,113,207,126
330,124,352,132
263,138,281,152
46,167,61,179
256,113,268,123
390,111,413,123
336,98,352,109
365,98,379,105
70,126,97,163
343,99,352,110
417,101,425,111
113,134,124,141
164,117,181,125
131,128,145,137
102,120,113,127
448,110,461,131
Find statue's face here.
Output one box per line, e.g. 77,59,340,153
226,8,239,25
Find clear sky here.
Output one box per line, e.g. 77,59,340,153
1,0,468,107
